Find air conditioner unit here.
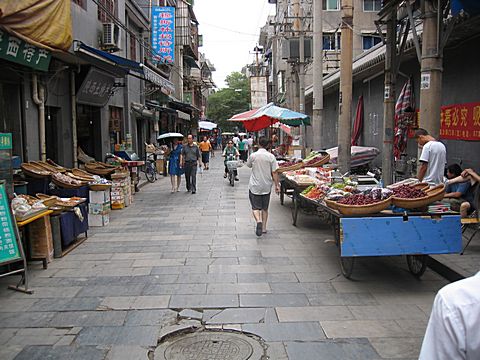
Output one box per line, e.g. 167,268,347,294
102,23,120,48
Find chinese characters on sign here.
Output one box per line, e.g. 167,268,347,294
76,68,116,107
0,184,20,264
440,102,480,141
0,30,51,71
151,7,175,64
0,133,12,150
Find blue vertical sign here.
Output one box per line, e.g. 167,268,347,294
151,6,175,64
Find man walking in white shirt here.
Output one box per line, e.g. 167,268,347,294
246,137,280,236
419,271,480,359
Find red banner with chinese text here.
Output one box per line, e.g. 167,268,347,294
440,102,480,141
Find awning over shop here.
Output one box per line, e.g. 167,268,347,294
141,64,175,95
0,0,72,51
74,41,143,76
132,102,155,119
184,55,200,69
168,96,200,113
177,110,191,121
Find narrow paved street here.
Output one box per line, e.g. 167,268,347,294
0,154,450,359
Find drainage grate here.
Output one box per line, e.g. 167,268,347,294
155,331,264,360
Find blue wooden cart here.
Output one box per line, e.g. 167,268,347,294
320,203,462,278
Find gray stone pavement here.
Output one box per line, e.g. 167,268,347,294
0,153,457,359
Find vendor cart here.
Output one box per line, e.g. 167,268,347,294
293,193,462,279
316,200,462,279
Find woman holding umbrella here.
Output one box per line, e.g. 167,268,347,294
161,134,184,193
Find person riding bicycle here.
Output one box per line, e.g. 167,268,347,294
223,140,240,181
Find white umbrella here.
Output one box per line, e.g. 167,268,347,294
198,121,217,130
238,132,247,136
157,132,184,140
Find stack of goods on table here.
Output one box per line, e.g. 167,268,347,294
302,151,330,167
89,188,110,227
277,151,331,174
110,172,132,210
276,158,303,173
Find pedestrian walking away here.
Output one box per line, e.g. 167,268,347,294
168,137,184,193
246,136,280,236
199,136,212,170
180,134,201,194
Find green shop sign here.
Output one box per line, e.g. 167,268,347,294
0,29,51,71
0,133,12,150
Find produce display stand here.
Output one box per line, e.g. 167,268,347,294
315,201,462,279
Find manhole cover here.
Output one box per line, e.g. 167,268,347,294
155,331,264,360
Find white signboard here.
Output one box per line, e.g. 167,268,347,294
421,73,431,90
250,76,268,109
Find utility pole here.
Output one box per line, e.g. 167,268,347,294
292,0,305,147
381,14,397,186
419,0,442,139
312,0,323,149
337,0,353,173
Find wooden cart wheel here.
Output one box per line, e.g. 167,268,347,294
291,194,299,226
406,255,428,278
340,256,355,279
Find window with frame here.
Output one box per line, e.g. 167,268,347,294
362,35,381,50
129,33,136,61
323,33,341,50
323,0,340,11
72,0,86,10
363,0,382,12
98,0,116,22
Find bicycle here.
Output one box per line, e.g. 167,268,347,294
144,152,158,183
226,158,243,187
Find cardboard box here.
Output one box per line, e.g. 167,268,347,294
28,215,54,262
156,159,164,174
89,202,111,215
89,213,110,226
89,189,110,204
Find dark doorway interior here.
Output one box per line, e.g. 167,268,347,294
45,106,60,163
76,104,102,161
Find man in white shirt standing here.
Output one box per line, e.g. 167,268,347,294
419,271,480,360
415,128,447,186
232,134,240,148
246,137,280,236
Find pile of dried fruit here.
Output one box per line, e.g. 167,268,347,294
392,185,426,199
337,194,378,206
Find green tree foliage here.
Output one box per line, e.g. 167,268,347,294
206,72,251,131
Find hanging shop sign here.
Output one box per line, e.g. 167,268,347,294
76,68,116,107
0,29,51,71
439,101,480,141
151,7,175,64
183,91,193,105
